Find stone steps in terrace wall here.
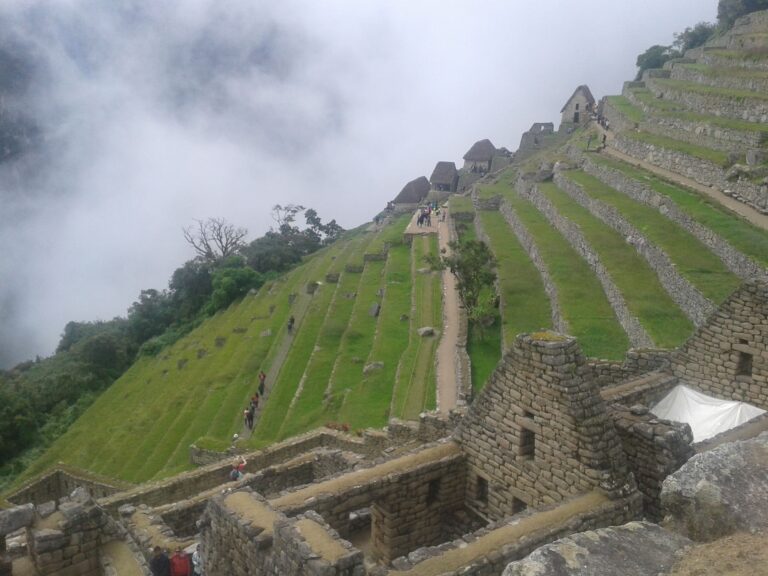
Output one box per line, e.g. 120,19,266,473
611,133,768,214
552,170,715,326
514,179,654,348
573,151,767,281
645,76,768,123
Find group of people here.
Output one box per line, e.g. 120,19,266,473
242,370,267,431
229,455,247,481
416,205,436,227
150,545,202,576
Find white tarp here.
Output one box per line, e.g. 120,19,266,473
650,384,765,443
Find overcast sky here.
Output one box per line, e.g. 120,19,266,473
0,0,718,366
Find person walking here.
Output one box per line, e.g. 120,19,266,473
258,370,266,395
170,547,191,576
191,545,203,576
150,546,171,576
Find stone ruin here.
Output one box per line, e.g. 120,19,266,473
2,278,767,575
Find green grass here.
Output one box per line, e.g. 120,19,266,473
607,96,645,123
623,131,732,166
679,62,768,80
391,236,441,419
449,195,474,213
590,155,768,268
563,170,741,303
706,48,768,62
487,192,629,359
473,190,551,347
654,77,768,102
539,182,693,348
466,321,502,394
629,88,768,136
15,243,336,484
338,240,413,427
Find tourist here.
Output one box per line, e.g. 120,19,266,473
258,370,266,395
243,408,250,429
287,315,295,333
191,545,202,576
170,547,191,576
150,546,171,576
601,133,607,148
229,455,247,481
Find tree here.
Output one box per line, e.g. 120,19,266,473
718,0,768,29
635,45,676,80
205,257,264,314
168,258,213,323
127,289,173,344
183,218,248,263
427,239,497,326
673,22,717,52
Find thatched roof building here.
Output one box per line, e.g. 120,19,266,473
393,176,431,205
462,139,497,174
430,161,458,192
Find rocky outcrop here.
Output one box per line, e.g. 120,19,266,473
502,521,691,576
661,432,768,541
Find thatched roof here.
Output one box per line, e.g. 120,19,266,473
393,176,430,204
463,139,497,162
560,85,595,113
430,161,458,185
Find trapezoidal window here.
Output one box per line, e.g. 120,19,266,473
427,478,441,506
476,476,488,505
737,339,753,377
519,411,536,460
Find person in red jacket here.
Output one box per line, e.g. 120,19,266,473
170,547,191,576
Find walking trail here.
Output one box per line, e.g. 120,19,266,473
435,211,460,413
403,208,461,413
596,128,768,231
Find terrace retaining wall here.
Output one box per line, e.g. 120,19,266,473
553,170,715,326
577,153,767,280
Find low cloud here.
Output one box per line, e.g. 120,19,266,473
0,0,717,366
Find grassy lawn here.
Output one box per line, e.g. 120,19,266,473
16,242,335,484
706,49,768,62
654,77,768,102
467,320,502,395
680,62,768,79
623,130,732,166
539,182,693,348
341,240,414,426
590,155,768,268
391,236,441,419
449,195,474,214
492,191,629,359
563,170,741,303
474,197,551,348
629,88,768,135
607,96,645,123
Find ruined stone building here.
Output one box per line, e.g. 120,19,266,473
429,161,458,193
2,279,767,575
560,85,595,127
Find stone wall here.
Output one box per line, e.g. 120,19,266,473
7,468,130,507
387,491,642,575
611,133,768,214
601,99,637,133
699,48,768,72
455,333,635,523
645,76,768,124
672,279,768,409
269,442,466,562
202,490,365,576
670,63,768,106
498,198,567,338
577,153,767,281
586,349,672,389
642,114,764,152
515,179,654,348
553,170,715,326
610,406,693,520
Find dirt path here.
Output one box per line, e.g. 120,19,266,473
598,133,768,231
435,210,460,413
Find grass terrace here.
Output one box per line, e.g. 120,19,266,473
678,62,768,79
496,186,629,359
562,170,741,303
704,48,768,62
653,77,768,102
590,155,768,268
390,235,440,419
622,130,732,167
607,96,645,123
540,182,693,348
